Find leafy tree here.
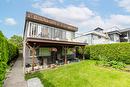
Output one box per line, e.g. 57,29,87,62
8,35,23,49
0,31,5,37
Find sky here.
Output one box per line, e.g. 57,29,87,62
0,0,130,38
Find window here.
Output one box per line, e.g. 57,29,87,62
92,35,98,40
98,36,101,39
86,34,91,44
54,28,61,40
29,23,32,36
62,30,66,40
109,34,114,41
120,32,128,42
39,48,51,56
66,31,72,41
54,28,58,39
41,25,49,38
51,27,55,39
28,22,75,41
37,24,41,37
71,32,75,39
29,22,38,37
54,28,67,40
58,29,62,39
48,27,52,38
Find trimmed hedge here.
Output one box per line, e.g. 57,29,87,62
84,43,130,64
0,31,18,87
8,43,19,63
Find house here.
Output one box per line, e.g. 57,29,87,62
75,27,130,45
74,27,109,45
107,28,130,43
119,28,130,42
23,12,85,72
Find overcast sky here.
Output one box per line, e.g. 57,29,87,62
0,0,130,38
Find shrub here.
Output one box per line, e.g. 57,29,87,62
84,43,130,64
109,61,126,69
96,60,126,69
0,33,8,87
0,31,18,87
8,43,19,63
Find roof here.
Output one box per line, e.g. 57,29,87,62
106,28,130,34
94,27,104,31
107,30,121,35
119,28,130,32
25,12,78,32
89,31,108,38
104,26,120,32
76,31,109,39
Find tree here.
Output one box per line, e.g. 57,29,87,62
0,30,5,37
78,46,87,60
8,35,23,50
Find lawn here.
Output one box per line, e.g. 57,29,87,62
26,60,130,87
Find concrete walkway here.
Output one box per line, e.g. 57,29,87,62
3,54,27,87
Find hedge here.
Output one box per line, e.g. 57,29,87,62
8,43,19,63
84,43,130,64
0,31,18,87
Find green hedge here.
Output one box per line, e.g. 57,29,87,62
8,43,19,63
0,31,18,87
84,43,130,64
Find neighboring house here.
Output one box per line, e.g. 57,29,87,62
107,30,121,43
107,28,130,43
75,27,109,45
119,28,130,42
23,12,85,72
75,27,130,45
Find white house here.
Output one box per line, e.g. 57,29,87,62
75,27,130,45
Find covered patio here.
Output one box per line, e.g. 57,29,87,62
25,37,86,72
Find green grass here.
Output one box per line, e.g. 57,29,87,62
26,60,130,87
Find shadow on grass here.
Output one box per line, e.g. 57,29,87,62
25,71,94,87
25,72,55,87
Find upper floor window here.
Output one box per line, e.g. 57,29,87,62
62,30,66,40
54,28,59,39
41,25,49,38
28,22,75,41
53,28,63,40
29,22,38,37
66,31,71,41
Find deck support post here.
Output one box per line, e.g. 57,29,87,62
64,46,67,64
32,47,36,71
26,43,39,71
73,46,76,59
